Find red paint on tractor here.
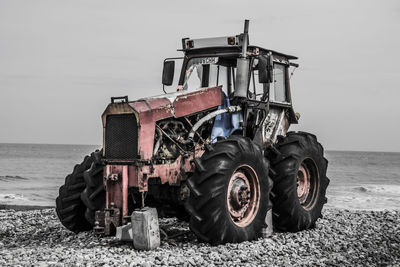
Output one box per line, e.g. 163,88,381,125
137,149,204,191
104,165,135,220
173,86,223,117
129,98,172,160
122,165,129,223
104,165,124,210
104,148,204,216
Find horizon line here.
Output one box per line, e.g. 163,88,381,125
0,142,399,154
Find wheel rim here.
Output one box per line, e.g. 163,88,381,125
297,158,319,210
227,165,260,227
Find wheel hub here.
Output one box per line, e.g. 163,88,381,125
297,163,311,204
227,165,260,227
229,174,250,211
297,158,320,210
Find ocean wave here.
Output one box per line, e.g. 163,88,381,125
0,193,52,206
342,184,400,195
0,175,29,182
353,186,368,193
0,193,27,201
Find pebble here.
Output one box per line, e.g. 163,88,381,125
0,208,399,266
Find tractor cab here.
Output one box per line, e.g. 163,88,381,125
162,34,299,124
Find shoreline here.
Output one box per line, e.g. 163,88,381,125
0,204,54,211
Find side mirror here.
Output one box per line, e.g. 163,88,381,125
162,61,175,86
258,55,273,83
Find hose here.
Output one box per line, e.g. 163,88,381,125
153,127,163,155
188,106,242,140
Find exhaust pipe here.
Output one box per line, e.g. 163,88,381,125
241,20,249,58
234,20,250,98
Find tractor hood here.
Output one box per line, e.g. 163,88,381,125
102,86,223,125
101,86,223,160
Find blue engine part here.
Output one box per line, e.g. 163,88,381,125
211,94,243,143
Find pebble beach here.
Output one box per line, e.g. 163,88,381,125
0,208,399,266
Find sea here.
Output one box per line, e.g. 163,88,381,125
0,143,399,210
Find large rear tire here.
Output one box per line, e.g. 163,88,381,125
266,131,329,232
185,136,272,244
56,155,93,233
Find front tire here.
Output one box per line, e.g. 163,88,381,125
56,150,106,232
185,136,273,244
267,131,329,232
56,155,93,233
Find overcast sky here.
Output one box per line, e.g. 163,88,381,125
0,0,399,152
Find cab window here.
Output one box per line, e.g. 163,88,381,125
250,61,288,103
270,63,287,103
250,69,269,101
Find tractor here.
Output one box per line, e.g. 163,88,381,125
56,20,329,245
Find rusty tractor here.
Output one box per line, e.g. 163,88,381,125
56,20,329,245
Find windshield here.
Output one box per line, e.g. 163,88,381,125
181,56,237,95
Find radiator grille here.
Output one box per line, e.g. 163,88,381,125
105,114,138,159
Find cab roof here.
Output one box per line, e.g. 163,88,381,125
179,45,298,60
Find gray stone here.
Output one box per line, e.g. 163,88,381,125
116,223,133,242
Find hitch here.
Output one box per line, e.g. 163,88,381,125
94,205,120,235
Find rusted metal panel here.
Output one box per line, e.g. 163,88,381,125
129,98,172,115
262,108,290,145
173,86,223,117
130,98,173,160
101,103,139,157
101,102,139,127
128,165,138,187
138,155,191,191
105,148,204,197
122,166,129,223
136,149,204,191
104,165,123,210
104,165,133,224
